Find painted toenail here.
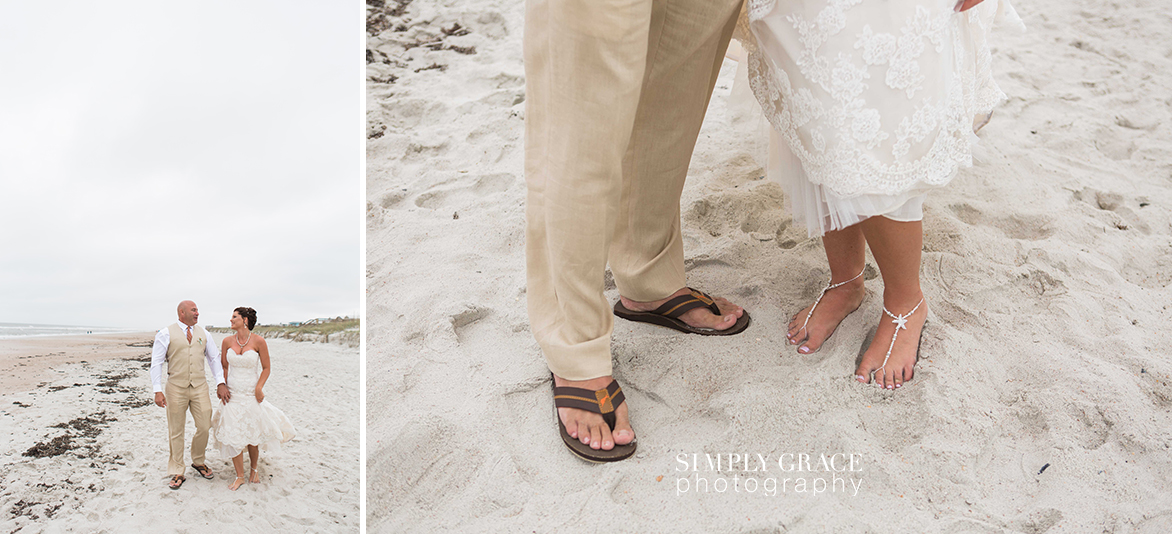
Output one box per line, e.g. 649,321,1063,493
799,346,810,353
856,375,865,381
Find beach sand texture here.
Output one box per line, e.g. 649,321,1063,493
0,336,359,532
367,0,1172,531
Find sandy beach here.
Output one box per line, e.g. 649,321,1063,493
0,335,359,532
367,0,1172,531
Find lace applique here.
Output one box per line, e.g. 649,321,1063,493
739,0,1013,198
747,0,776,21
790,87,825,128
855,25,897,65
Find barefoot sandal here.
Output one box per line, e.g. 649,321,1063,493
872,297,925,384
797,269,865,335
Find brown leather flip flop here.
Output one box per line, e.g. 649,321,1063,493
614,288,750,336
191,464,214,479
552,375,636,463
169,475,185,490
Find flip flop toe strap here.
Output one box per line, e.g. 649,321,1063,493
650,289,721,319
553,381,626,428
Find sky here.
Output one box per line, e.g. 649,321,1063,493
0,1,362,330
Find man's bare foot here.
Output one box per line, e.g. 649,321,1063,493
786,276,865,354
854,293,927,389
619,288,744,331
553,374,635,451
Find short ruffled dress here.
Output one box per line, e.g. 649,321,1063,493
733,0,1023,236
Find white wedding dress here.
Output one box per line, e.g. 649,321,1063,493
211,349,296,458
734,0,1023,236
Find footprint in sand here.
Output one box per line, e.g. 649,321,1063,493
948,202,1054,241
450,306,492,344
1093,125,1139,161
1013,269,1067,297
372,419,482,511
375,97,446,131
376,189,410,211
471,11,509,40
1139,369,1172,409
1071,187,1151,234
1070,404,1112,450
414,173,515,210
685,183,786,240
1010,508,1065,533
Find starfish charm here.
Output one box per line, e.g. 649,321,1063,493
891,315,908,330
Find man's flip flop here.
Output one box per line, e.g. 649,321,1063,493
191,464,214,479
169,475,185,490
613,288,751,336
552,376,636,463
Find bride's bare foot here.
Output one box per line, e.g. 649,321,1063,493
229,476,246,491
786,276,865,354
855,292,927,389
619,288,744,331
553,374,635,451
249,468,260,484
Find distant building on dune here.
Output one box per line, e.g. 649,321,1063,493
300,316,353,326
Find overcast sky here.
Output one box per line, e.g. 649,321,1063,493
0,1,361,330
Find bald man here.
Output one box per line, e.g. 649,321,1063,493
149,300,230,490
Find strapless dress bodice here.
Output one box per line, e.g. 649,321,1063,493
226,348,259,369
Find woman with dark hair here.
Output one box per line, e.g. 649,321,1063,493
211,307,295,490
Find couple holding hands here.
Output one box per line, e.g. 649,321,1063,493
150,301,295,490
525,0,1018,461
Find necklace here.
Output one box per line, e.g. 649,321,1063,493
235,331,252,348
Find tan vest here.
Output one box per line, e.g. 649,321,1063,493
166,323,209,388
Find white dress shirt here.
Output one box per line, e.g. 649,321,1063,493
150,321,226,393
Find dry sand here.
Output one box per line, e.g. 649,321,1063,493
0,335,359,532
367,0,1172,531
0,333,156,394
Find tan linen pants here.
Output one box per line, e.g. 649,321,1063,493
165,383,212,475
525,0,742,380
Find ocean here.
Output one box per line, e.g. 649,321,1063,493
0,322,136,339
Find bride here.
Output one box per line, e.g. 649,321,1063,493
212,307,296,490
735,0,1021,389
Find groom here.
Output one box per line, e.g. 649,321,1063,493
525,0,748,461
150,300,230,489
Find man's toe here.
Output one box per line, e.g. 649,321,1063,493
577,417,591,444
600,425,614,450
613,427,634,445
715,298,743,318
613,406,634,445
